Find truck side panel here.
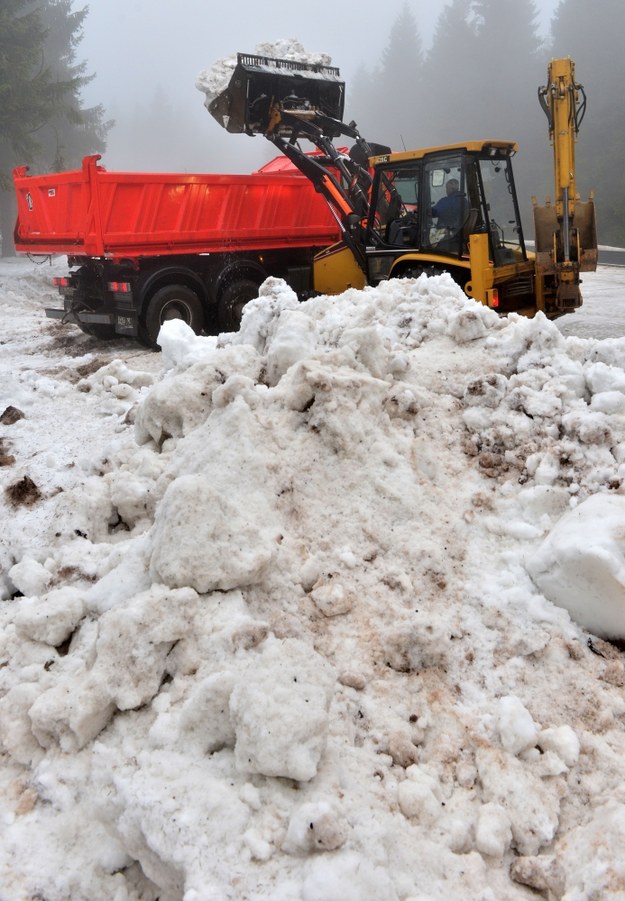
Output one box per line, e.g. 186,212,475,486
13,154,340,257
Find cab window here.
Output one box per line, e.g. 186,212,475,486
372,164,421,247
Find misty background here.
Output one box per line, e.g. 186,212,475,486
2,0,624,252
73,0,558,174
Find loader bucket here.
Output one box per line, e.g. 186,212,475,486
208,53,345,137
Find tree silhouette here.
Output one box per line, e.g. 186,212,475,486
0,1,110,255
419,0,478,146
347,3,424,150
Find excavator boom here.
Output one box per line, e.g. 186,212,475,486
533,57,597,310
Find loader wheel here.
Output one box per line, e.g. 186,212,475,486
218,279,260,333
143,285,204,348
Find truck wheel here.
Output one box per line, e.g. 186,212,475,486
144,285,204,348
218,279,260,333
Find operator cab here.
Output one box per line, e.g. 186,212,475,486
365,142,527,284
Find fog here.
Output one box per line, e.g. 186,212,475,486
73,0,559,174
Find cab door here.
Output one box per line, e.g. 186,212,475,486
365,161,422,284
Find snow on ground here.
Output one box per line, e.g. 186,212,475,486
2,258,625,900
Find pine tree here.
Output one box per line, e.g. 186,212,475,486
350,3,424,150
0,1,110,255
0,1,56,185
419,0,478,146
468,0,542,136
378,3,424,148
37,1,110,171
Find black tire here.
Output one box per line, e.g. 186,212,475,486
143,284,204,348
218,279,260,333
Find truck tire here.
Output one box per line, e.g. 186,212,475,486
143,285,204,348
218,279,260,333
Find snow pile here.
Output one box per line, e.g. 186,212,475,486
196,39,333,106
3,267,625,899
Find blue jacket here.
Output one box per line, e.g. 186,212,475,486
431,191,466,230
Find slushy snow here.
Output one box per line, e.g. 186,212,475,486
3,257,625,899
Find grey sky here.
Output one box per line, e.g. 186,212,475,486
73,0,560,171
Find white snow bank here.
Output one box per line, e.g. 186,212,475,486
3,262,625,900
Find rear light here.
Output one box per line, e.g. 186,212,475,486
107,281,131,293
489,288,499,308
53,276,70,288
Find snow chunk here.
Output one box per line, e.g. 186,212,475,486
14,586,85,647
28,586,196,750
537,725,580,768
8,556,52,596
527,493,625,638
475,802,512,857
29,667,116,752
265,308,319,386
229,636,335,781
231,276,300,354
282,801,348,854
150,471,280,593
558,800,625,898
497,696,539,756
397,765,442,821
476,746,561,855
177,671,237,753
310,578,354,616
302,851,400,901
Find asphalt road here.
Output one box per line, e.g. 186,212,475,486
557,262,625,339
599,247,625,267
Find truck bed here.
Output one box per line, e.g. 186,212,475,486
13,154,340,258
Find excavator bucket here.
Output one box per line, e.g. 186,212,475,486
207,53,345,137
533,198,598,275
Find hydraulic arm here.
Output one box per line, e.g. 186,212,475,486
206,54,388,271
533,58,597,310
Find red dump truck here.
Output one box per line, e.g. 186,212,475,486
12,153,341,346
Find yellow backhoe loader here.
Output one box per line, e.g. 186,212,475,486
207,54,597,319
